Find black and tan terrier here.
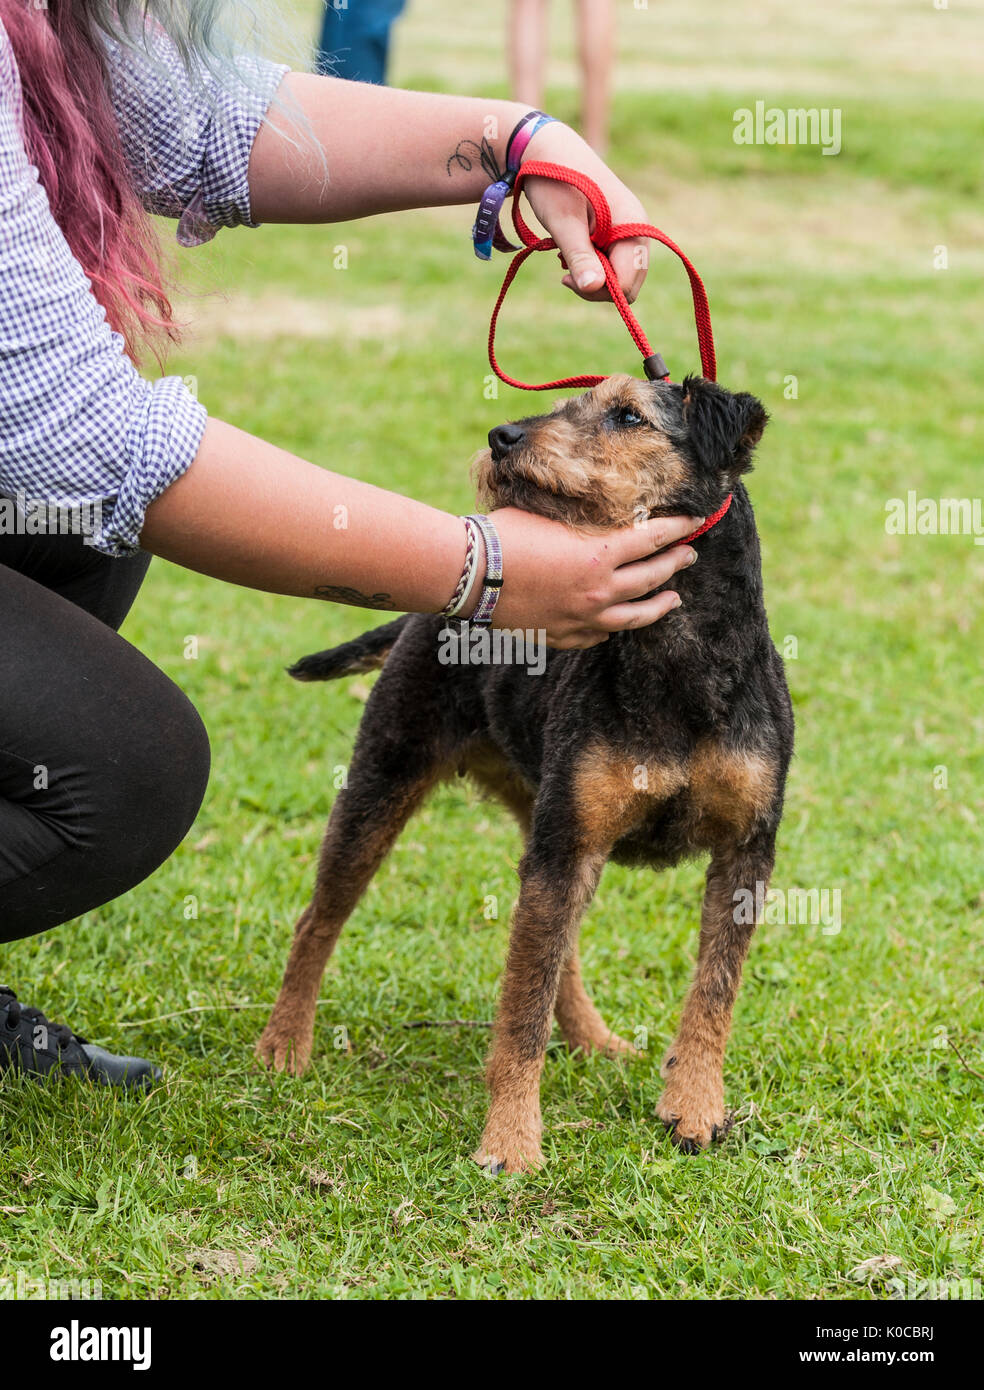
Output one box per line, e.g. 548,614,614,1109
257,374,794,1174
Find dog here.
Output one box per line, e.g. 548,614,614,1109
257,373,794,1174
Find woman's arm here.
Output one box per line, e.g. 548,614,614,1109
140,79,689,644
139,419,699,649
248,76,650,302
104,52,690,643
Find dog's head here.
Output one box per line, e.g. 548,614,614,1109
473,373,768,529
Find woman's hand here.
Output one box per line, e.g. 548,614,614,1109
517,121,650,305
480,507,701,649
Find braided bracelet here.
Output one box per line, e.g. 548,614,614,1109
466,513,504,627
442,517,481,619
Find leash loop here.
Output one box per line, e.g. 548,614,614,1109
487,161,717,391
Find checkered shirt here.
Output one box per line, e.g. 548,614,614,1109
0,18,289,556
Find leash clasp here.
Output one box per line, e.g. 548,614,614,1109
642,353,670,382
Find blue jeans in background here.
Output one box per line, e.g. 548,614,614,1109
316,0,409,85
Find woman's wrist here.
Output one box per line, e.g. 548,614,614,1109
447,100,545,203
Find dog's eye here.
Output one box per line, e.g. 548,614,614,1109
615,406,644,427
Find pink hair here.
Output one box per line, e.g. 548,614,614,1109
1,0,177,365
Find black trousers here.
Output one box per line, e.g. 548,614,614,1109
0,532,210,944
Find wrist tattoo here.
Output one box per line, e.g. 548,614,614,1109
313,585,397,610
446,136,505,184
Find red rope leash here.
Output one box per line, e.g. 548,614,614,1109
486,164,728,546
487,161,717,391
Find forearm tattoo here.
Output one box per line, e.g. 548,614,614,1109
313,585,397,610
446,135,506,183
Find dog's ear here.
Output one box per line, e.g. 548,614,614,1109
681,375,768,481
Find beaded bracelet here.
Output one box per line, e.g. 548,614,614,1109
465,513,504,627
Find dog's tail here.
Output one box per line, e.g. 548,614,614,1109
288,615,411,683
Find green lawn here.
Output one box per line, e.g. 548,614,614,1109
1,1,982,1300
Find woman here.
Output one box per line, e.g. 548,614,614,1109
0,0,699,1084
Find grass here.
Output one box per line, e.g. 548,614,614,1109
1,0,982,1301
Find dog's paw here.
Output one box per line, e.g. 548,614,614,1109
656,1049,727,1153
473,1127,544,1175
657,1103,730,1154
564,1027,641,1060
254,1015,313,1076
595,1030,642,1060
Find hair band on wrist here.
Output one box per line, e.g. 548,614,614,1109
472,111,557,261
504,110,555,168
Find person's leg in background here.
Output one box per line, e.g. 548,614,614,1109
509,0,550,109
509,0,615,155
316,0,409,85
0,533,211,1085
575,0,615,155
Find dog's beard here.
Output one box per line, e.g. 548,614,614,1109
478,466,578,522
473,448,584,524
473,447,646,529
473,448,720,532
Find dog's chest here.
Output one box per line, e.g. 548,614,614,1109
574,740,779,864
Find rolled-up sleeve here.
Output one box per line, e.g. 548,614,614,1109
0,26,207,557
105,29,290,246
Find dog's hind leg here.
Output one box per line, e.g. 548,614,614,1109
256,716,453,1076
554,947,639,1058
657,835,776,1152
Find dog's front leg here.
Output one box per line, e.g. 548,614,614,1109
475,843,605,1175
658,837,776,1151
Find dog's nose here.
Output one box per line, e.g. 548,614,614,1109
488,423,526,460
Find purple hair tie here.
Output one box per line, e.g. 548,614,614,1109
472,179,514,262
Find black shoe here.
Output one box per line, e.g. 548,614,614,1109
0,987,161,1090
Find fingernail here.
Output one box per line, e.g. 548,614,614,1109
690,516,706,527
670,596,683,610
576,271,598,289
685,549,699,567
